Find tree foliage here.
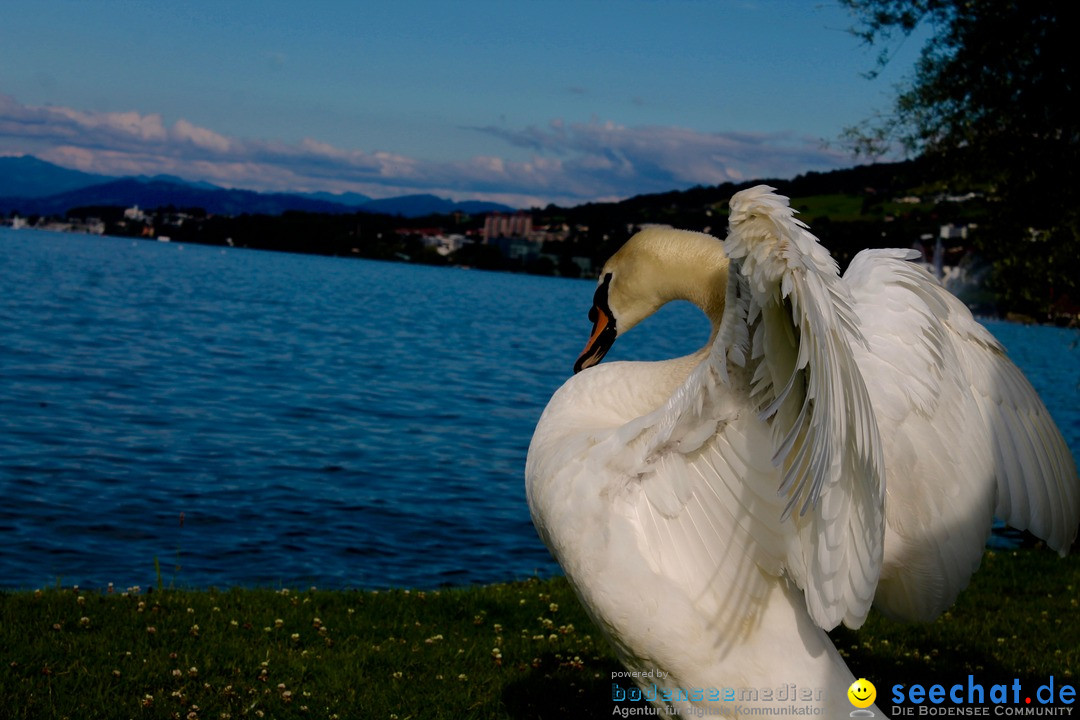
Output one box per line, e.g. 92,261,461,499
841,0,1080,318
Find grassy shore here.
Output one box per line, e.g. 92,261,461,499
2,549,1077,719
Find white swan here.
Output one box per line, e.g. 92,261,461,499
525,186,1079,717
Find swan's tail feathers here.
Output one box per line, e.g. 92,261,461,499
724,185,885,630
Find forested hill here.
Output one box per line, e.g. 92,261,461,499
555,156,941,225
543,156,985,274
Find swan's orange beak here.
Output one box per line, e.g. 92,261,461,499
574,306,616,373
574,273,617,373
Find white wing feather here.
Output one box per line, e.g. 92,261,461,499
844,249,1079,620
609,186,885,631
723,186,885,629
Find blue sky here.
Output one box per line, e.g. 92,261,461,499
0,1,926,207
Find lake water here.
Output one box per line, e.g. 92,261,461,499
1,228,1078,590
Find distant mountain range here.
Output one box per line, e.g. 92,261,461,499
0,155,516,218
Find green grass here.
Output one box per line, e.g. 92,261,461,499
2,549,1077,719
790,193,867,221
788,192,959,221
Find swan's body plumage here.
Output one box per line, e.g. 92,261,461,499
525,186,1079,716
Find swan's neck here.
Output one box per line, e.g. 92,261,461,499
661,244,727,346
617,231,729,339
663,255,728,333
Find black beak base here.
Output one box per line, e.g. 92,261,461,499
573,273,617,373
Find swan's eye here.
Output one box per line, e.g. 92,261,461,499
588,273,613,323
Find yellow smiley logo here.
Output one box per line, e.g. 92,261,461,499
847,678,877,708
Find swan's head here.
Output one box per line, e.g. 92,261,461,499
574,227,729,373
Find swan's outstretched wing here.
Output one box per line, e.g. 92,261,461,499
844,249,1079,620
722,186,884,630
613,186,885,631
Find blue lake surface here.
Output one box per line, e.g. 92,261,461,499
1,228,1078,590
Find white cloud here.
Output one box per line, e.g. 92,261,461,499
49,106,169,143
472,120,852,195
171,119,231,153
0,93,854,207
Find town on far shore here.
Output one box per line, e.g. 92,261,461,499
4,157,1077,326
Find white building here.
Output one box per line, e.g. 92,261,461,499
124,205,147,222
